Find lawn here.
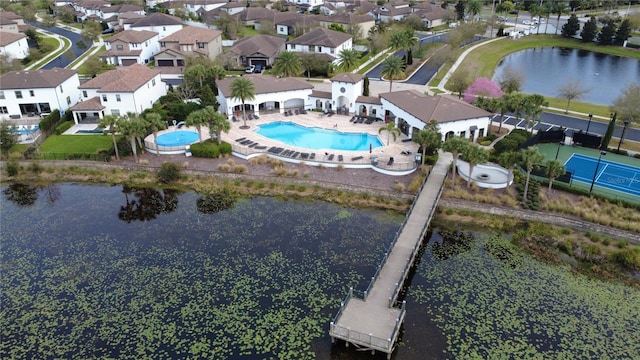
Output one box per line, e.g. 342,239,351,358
40,135,116,154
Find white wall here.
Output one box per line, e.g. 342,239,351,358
287,38,352,64
331,79,362,114
218,88,312,116
99,73,166,115
129,24,182,38
0,74,81,119
0,37,28,60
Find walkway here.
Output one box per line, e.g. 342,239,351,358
329,152,452,358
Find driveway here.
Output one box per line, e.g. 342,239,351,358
27,21,92,69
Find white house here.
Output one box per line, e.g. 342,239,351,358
292,0,324,10
286,27,352,64
177,0,227,15
99,4,145,20
100,29,160,66
0,11,24,33
0,68,81,120
73,0,107,21
72,64,166,123
128,12,183,38
0,31,28,60
372,2,413,23
216,74,313,117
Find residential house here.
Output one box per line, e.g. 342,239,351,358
128,12,183,38
372,2,413,23
100,29,160,66
317,13,375,38
99,4,145,21
172,0,228,15
72,64,165,122
112,11,147,31
0,68,81,120
0,32,28,60
235,7,275,28
291,0,324,11
274,12,319,37
73,0,108,22
226,34,285,68
410,3,451,28
155,26,223,68
216,74,314,116
0,11,25,33
286,27,352,64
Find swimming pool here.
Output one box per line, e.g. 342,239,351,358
256,121,383,151
156,130,199,147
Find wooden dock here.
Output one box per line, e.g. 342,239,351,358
329,152,452,359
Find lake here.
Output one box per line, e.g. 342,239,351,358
492,47,640,106
1,184,638,359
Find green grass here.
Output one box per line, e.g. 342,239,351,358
543,97,612,119
27,36,71,70
68,45,105,69
40,135,115,154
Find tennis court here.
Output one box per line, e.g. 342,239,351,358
564,153,640,197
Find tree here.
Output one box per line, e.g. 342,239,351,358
597,20,617,45
580,17,598,42
552,2,568,35
56,7,76,23
24,29,40,47
328,23,346,32
412,125,442,165
561,14,580,38
378,122,402,145
455,0,466,20
186,107,209,143
461,144,489,188
615,18,632,45
442,136,469,184
271,51,302,78
118,115,148,162
82,20,103,42
298,53,324,79
145,112,166,155
545,160,565,193
98,115,120,160
363,77,370,96
40,13,56,27
184,64,208,89
497,66,525,94
380,55,405,93
207,108,231,145
557,79,590,113
81,55,107,78
0,121,18,155
230,77,255,129
601,112,616,150
496,150,519,182
467,0,482,21
519,146,545,201
337,48,360,72
463,77,503,103
522,94,548,135
346,23,363,43
448,68,470,99
612,83,640,127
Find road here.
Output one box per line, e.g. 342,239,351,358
27,21,92,69
493,112,640,142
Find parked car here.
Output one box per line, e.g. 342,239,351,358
254,64,263,73
523,20,532,25
102,28,114,34
245,65,255,74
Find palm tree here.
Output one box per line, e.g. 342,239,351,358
337,49,360,72
467,0,482,21
98,115,120,160
412,126,442,165
542,2,553,34
496,150,519,183
461,144,489,188
552,2,568,35
184,64,207,89
380,55,405,93
230,77,255,129
206,107,231,145
545,159,565,193
513,2,524,27
442,136,469,184
271,51,302,78
118,115,147,162
523,94,548,135
403,29,419,66
145,112,165,156
519,146,545,200
378,121,401,145
185,108,209,143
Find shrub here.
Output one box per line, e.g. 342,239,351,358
190,140,220,158
218,142,232,155
617,240,628,249
28,162,43,173
394,182,406,192
157,162,181,183
493,138,519,153
55,121,74,135
610,248,640,269
38,110,61,134
5,159,19,176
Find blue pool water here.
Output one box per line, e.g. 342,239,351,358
156,131,199,147
256,121,383,151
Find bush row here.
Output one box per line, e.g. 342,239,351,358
189,140,232,158
493,129,531,154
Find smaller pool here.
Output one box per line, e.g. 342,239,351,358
156,130,199,147
256,121,383,151
75,129,105,134
12,125,39,135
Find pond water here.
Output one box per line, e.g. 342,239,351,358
1,184,639,359
492,47,640,106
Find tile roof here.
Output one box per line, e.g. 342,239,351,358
356,95,382,105
236,7,275,21
69,96,105,111
131,13,183,27
0,31,26,46
159,26,222,44
288,27,351,48
107,29,158,43
99,49,142,57
380,90,492,124
310,90,331,99
100,4,144,13
217,74,313,97
227,34,285,58
76,0,107,10
0,11,22,22
321,13,374,25
0,68,77,89
331,73,363,84
78,64,160,92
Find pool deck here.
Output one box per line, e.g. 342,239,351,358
225,112,420,172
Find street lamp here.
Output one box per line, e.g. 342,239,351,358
617,120,630,152
586,113,593,134
554,141,565,160
589,151,607,193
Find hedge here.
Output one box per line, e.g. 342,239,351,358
55,121,74,135
190,140,232,158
